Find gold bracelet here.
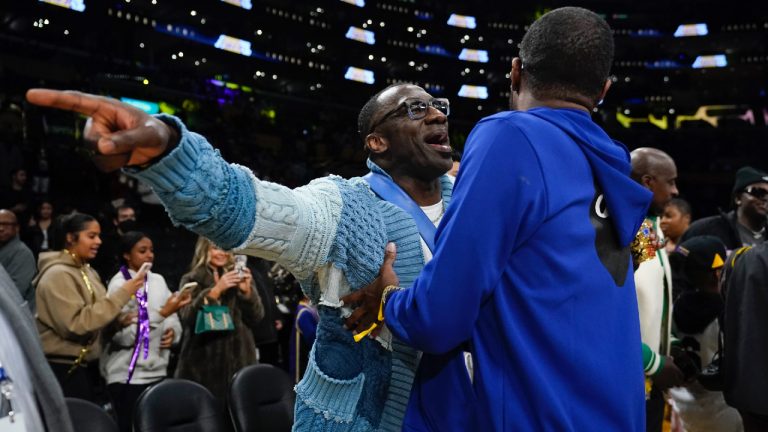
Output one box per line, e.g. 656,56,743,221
379,285,403,321
382,285,402,305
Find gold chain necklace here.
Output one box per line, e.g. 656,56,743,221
66,250,95,302
64,250,96,375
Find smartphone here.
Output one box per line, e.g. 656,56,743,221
138,262,152,275
234,255,247,278
179,281,198,294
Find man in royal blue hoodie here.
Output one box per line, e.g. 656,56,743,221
344,7,653,431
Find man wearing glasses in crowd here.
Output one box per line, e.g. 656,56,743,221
683,166,768,251
26,83,457,431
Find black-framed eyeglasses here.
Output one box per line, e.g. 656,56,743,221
368,97,450,134
744,186,768,200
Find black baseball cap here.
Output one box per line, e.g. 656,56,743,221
732,166,768,195
676,236,726,279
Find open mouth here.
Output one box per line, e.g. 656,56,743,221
424,131,451,153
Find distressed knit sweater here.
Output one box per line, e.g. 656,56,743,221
127,115,453,431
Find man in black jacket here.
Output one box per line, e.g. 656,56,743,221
682,166,768,251
724,241,768,431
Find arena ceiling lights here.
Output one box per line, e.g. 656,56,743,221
340,0,366,6
38,0,85,12
447,14,477,29
674,23,708,37
220,0,252,10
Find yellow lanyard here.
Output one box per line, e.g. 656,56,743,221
66,252,97,375
78,268,96,302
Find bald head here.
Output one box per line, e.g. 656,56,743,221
0,209,19,245
357,83,413,142
630,148,679,215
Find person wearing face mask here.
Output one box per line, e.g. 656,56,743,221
101,231,191,432
34,213,146,403
683,167,768,252
175,236,264,420
91,204,139,282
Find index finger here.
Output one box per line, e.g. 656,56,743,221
26,89,115,117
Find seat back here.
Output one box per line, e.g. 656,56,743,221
133,379,228,432
65,397,119,432
228,364,295,432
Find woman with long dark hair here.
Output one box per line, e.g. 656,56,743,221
176,236,264,408
34,213,145,403
101,231,190,432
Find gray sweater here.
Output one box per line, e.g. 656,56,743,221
0,265,73,432
0,237,37,312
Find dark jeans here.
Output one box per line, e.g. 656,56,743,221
739,410,768,432
49,361,106,405
645,387,665,432
108,381,162,432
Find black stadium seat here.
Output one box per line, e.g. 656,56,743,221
228,364,295,432
65,397,119,432
133,379,228,432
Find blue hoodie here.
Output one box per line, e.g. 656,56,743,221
385,108,652,431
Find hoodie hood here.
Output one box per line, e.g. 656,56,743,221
526,108,652,246
33,250,79,286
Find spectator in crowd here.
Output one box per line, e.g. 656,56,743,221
23,199,55,258
101,231,190,432
723,241,768,431
0,168,32,224
661,197,692,254
92,204,138,281
0,208,37,310
113,205,137,236
344,7,654,430
683,166,768,251
175,237,264,415
26,80,457,431
0,264,74,432
667,236,743,432
33,213,146,402
248,258,285,367
288,295,318,383
630,147,682,432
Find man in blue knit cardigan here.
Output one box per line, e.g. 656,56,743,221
27,83,456,431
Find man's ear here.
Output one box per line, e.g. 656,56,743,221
596,78,612,106
641,174,654,190
510,57,523,93
365,133,389,155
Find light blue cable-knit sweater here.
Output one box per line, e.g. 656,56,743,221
127,115,453,431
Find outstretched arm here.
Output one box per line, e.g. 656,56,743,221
26,89,340,277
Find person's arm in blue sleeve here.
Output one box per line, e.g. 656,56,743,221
384,117,548,354
127,116,342,283
297,308,319,345
126,115,256,250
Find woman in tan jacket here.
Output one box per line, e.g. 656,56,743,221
34,213,145,403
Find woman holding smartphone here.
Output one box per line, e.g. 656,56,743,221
34,213,145,403
175,236,264,411
101,231,191,432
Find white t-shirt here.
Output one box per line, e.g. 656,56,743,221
419,200,445,262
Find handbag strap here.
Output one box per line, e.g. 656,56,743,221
363,172,437,253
